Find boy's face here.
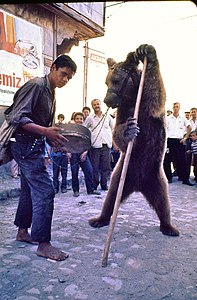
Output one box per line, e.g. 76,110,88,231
58,117,64,123
185,112,190,119
74,115,84,125
190,133,197,141
83,109,90,118
50,65,75,88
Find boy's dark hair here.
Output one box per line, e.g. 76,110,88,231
74,112,84,120
52,55,77,73
82,106,91,112
191,130,197,135
57,114,65,120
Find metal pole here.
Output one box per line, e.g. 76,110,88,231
83,40,89,107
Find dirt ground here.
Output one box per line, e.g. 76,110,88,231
0,175,197,300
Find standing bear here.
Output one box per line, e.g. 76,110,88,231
89,44,179,236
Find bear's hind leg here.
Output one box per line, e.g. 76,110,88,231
89,159,123,228
141,175,179,236
89,157,134,228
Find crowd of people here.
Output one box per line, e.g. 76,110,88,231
46,98,118,197
45,101,197,201
11,103,196,194
164,103,197,186
3,53,196,262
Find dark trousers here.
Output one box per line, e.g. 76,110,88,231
52,155,68,191
11,135,55,242
193,154,197,182
89,144,111,189
163,138,189,182
70,153,94,193
111,146,120,170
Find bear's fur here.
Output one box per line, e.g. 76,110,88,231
89,44,179,236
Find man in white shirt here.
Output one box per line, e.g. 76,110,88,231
189,107,197,130
84,99,115,191
163,102,193,185
185,107,197,177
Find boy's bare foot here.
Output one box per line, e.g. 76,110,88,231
16,228,38,244
36,242,69,261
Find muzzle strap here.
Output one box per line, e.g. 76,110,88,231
108,68,132,98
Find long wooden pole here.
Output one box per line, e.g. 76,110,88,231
102,57,148,267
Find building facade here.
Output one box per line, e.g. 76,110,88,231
0,3,106,124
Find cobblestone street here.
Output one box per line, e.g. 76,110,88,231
0,172,197,300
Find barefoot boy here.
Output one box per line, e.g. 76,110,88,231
6,55,77,261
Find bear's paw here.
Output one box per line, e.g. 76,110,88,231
89,217,110,228
160,224,179,236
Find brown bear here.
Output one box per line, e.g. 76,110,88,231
89,44,179,236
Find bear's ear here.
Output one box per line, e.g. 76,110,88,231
107,58,116,70
125,51,139,65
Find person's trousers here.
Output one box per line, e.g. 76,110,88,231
89,144,111,189
163,138,189,182
52,155,68,191
11,135,55,242
11,159,20,177
70,153,94,193
193,154,197,182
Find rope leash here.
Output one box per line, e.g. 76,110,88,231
91,107,110,146
48,155,85,170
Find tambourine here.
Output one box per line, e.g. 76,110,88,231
60,123,91,153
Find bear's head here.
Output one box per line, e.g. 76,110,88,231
104,52,140,109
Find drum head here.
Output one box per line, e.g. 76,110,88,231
60,123,91,153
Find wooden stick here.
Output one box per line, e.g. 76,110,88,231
102,57,148,267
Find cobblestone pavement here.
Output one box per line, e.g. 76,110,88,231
0,173,197,300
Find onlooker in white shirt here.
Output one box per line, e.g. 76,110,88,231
84,99,115,191
185,107,197,177
163,102,193,185
189,107,197,130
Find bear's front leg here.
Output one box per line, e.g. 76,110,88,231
124,117,140,142
135,44,158,69
113,118,139,153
